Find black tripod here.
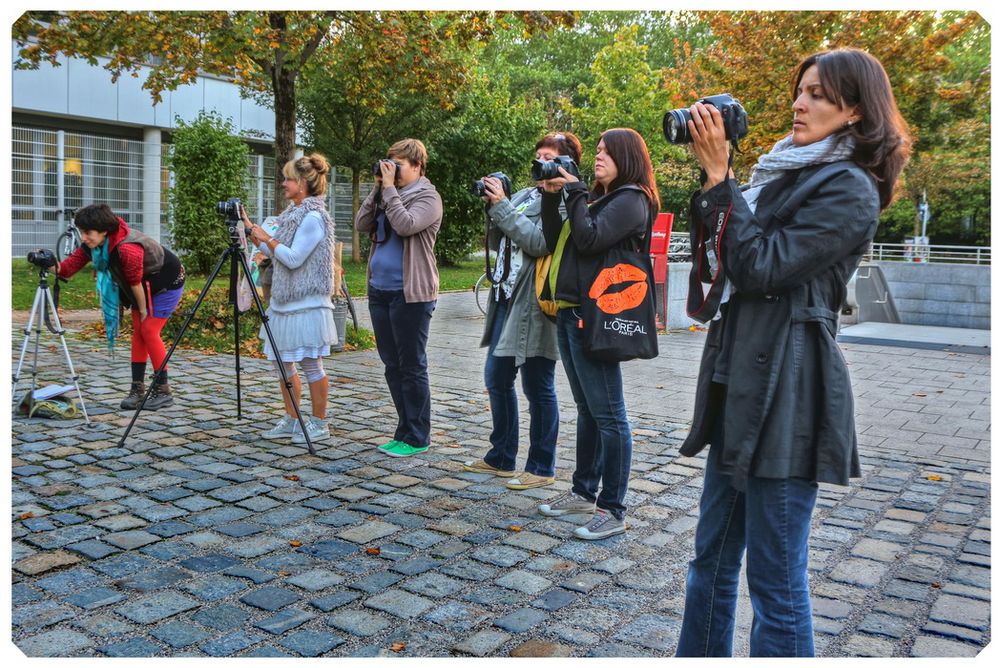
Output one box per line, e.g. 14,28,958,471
118,210,316,453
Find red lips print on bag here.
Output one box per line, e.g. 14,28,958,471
587,263,649,315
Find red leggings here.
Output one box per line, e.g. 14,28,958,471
130,309,169,372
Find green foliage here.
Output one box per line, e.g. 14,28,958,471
424,71,548,265
166,111,249,273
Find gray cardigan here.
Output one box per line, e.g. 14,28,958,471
478,186,560,365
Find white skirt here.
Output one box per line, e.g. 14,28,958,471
260,305,338,361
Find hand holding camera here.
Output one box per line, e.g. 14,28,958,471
472,172,512,204
373,159,403,187
687,102,736,189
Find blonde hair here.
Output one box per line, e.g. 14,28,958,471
387,138,428,175
282,153,330,197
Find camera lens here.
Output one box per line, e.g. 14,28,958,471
663,109,692,144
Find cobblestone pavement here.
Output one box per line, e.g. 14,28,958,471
9,291,990,657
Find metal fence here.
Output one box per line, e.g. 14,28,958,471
867,242,991,265
12,127,152,256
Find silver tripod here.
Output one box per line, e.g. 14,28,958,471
12,263,90,423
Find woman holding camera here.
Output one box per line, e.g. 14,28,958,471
675,49,910,657
56,203,185,410
462,132,583,489
355,138,442,458
242,154,337,445
537,128,659,539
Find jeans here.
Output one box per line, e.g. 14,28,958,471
368,287,435,447
555,308,632,520
483,299,558,477
676,442,819,657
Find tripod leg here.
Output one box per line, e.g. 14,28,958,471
236,251,315,454
12,286,45,416
231,254,242,420
41,286,91,423
118,247,233,447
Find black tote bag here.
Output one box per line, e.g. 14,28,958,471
579,201,658,363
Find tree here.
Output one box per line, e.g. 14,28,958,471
165,111,248,273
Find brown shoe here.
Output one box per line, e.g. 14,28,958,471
145,382,174,410
462,459,515,477
506,472,556,490
120,382,145,410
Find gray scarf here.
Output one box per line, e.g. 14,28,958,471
746,132,856,189
270,196,335,304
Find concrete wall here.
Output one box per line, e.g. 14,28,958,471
876,262,990,330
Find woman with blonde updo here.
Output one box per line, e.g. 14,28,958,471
242,153,338,445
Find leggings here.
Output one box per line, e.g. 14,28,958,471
130,310,169,372
274,357,326,383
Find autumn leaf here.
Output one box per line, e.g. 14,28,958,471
288,540,303,547
913,392,927,397
277,570,291,576
19,512,34,520
390,642,406,652
508,525,522,532
366,547,381,555
284,475,300,482
926,475,943,481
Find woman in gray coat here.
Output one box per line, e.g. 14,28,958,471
462,132,582,489
675,49,910,657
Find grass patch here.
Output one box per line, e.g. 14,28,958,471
337,258,483,296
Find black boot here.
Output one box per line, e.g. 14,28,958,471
145,382,174,410
120,382,145,410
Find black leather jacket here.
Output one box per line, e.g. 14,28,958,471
680,160,881,489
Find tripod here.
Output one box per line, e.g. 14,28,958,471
118,214,316,453
12,264,90,423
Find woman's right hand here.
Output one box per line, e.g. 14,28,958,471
239,204,253,229
688,102,734,190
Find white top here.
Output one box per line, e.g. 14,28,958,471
258,211,333,312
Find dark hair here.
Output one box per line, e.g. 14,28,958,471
74,204,120,233
793,48,911,210
592,128,660,211
535,131,583,165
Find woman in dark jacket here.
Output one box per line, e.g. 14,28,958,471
675,48,910,657
536,128,659,540
57,203,185,410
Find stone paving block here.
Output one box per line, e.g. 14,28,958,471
17,629,93,657
93,513,148,531
493,607,548,633
201,630,264,657
327,609,393,636
401,572,466,598
929,594,990,631
560,570,611,593
120,567,192,592
337,520,401,544
423,600,491,632
279,630,345,657
858,612,909,639
65,587,126,610
828,558,888,589
309,590,361,613
453,629,511,657
286,568,345,592
65,539,120,560
13,600,77,630
910,636,980,657
255,608,317,634
851,538,905,562
240,586,301,611
349,570,405,593
179,554,242,573
532,588,577,611
89,553,156,578
495,569,552,595
13,549,81,575
115,591,201,624
470,545,530,568
150,621,212,649
225,535,288,559
613,613,681,651
192,603,252,631
35,567,105,594
297,538,358,561
365,588,435,619
179,575,248,601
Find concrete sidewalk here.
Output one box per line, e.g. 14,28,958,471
10,291,991,657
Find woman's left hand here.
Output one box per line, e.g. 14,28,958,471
688,102,734,190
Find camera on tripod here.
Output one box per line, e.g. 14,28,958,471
27,248,57,269
216,198,243,222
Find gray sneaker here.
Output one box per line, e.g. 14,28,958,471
538,491,596,517
574,510,626,540
292,417,330,445
263,414,299,440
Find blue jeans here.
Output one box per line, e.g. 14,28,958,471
676,442,818,657
483,299,558,477
368,287,435,447
555,308,632,520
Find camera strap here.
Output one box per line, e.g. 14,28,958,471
483,209,511,286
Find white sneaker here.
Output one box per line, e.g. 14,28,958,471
263,414,299,440
573,510,626,540
292,417,330,444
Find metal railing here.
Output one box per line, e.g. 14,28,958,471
866,242,991,265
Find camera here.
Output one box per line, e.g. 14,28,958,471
663,93,749,145
472,172,512,199
27,248,57,269
372,159,404,185
216,197,242,220
531,155,580,181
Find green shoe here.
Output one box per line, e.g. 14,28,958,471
382,441,429,458
378,440,400,451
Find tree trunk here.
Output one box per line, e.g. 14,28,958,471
351,168,361,263
273,68,297,214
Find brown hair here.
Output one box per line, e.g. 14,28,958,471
793,48,911,210
535,131,583,165
592,128,660,210
74,203,120,234
387,138,429,175
282,153,330,197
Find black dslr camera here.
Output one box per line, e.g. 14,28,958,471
472,172,512,199
531,155,580,181
216,197,242,221
663,93,749,145
27,248,57,269
372,159,404,186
